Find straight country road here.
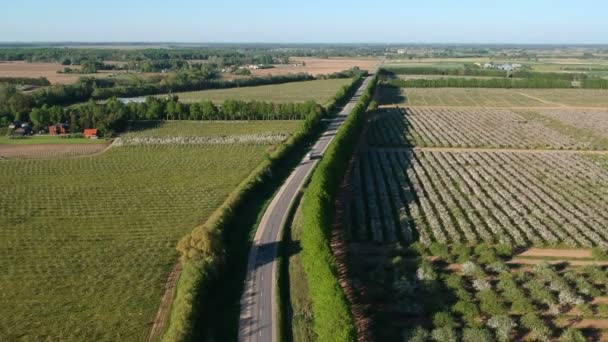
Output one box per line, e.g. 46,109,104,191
238,75,374,342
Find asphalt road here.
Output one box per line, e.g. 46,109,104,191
238,75,374,342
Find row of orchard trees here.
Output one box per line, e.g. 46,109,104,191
388,77,608,89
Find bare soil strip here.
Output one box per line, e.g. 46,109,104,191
556,317,608,329
0,143,111,159
147,262,182,342
507,258,608,267
518,248,593,259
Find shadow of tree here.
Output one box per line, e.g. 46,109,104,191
375,83,406,106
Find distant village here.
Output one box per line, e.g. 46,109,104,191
474,62,523,71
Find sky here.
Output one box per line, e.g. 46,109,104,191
2,0,607,44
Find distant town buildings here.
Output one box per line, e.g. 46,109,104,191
482,62,522,71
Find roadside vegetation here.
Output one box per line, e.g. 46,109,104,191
163,76,364,341
298,75,377,342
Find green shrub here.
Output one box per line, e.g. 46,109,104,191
521,313,552,341
559,328,585,342
431,327,458,342
410,241,429,256
494,243,513,258
591,247,608,260
477,290,508,316
433,311,458,328
576,303,594,316
597,304,608,317
474,243,498,265
462,327,493,342
452,300,481,327
429,242,451,261
407,327,430,342
486,315,516,342
451,243,471,263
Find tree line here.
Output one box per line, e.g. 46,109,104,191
0,72,317,126
23,96,326,137
0,77,50,86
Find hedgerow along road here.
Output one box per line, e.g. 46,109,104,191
238,75,375,342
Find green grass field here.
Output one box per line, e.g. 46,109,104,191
0,135,107,145
0,121,300,340
162,79,350,104
125,120,301,137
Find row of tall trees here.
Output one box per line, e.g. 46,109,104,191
16,96,326,136
0,77,50,86
0,72,316,126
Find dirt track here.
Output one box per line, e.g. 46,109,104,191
0,142,111,159
148,262,182,342
507,258,608,267
518,248,593,259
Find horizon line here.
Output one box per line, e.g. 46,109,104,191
0,41,607,46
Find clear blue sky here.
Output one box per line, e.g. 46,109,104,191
2,0,607,44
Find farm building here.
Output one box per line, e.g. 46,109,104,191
49,124,69,135
8,122,32,136
83,129,98,138
10,127,32,137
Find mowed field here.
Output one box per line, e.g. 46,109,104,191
340,84,608,340
0,121,299,340
378,86,608,107
165,78,351,104
250,57,378,76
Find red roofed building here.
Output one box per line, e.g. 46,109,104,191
49,124,69,135
83,129,98,138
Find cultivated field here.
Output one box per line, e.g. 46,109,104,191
347,149,608,247
378,87,608,107
0,61,97,84
348,240,608,341
250,57,378,76
536,108,608,137
341,80,608,340
0,120,299,340
0,136,107,145
0,143,110,159
163,78,351,104
368,108,608,150
124,120,301,138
